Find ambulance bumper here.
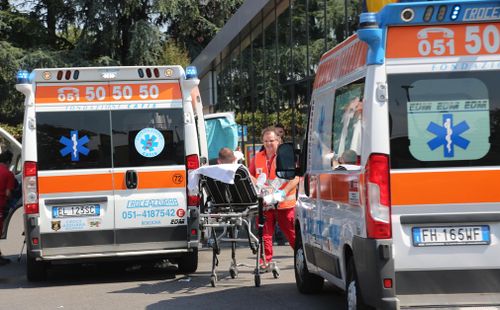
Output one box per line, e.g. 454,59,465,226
352,236,399,310
36,248,191,261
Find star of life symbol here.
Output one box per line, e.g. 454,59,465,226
141,134,159,152
59,130,89,161
134,128,165,158
427,114,470,157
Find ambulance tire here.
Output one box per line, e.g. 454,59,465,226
346,257,371,310
26,254,47,282
294,230,324,294
177,248,198,274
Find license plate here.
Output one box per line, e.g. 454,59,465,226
412,225,490,246
52,204,101,218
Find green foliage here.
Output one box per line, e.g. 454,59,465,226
0,0,243,125
0,40,23,124
0,122,22,142
161,40,191,68
126,20,164,65
235,109,306,145
164,0,244,59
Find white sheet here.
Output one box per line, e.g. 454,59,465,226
187,164,243,193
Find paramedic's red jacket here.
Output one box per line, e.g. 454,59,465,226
249,150,296,209
0,164,15,231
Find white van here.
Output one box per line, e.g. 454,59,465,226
276,1,500,308
15,65,208,281
0,127,22,239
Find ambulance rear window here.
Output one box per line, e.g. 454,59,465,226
36,109,185,170
112,109,185,167
388,70,500,169
36,111,112,170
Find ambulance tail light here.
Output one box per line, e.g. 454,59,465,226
23,161,39,214
364,153,391,239
186,154,200,207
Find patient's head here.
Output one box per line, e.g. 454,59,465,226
217,147,237,164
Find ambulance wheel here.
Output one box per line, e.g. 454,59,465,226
294,231,323,294
177,248,198,274
346,257,371,310
26,254,47,282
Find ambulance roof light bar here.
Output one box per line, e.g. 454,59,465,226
451,4,461,20
358,12,384,65
16,70,30,84
374,0,500,27
185,66,198,80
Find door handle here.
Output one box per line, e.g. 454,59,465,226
125,170,138,189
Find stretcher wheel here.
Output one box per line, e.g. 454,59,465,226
210,275,217,287
272,269,280,279
254,274,261,287
271,263,280,278
229,268,238,279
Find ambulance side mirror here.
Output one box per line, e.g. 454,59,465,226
276,143,301,180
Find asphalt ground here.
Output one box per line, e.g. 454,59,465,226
0,208,344,310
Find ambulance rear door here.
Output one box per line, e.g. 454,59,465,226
108,78,190,251
34,80,116,256
385,21,500,305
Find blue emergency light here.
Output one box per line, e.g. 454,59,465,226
16,70,30,84
451,5,461,20
185,66,198,79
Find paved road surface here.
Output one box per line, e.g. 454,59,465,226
0,209,345,310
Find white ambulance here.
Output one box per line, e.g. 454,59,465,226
15,65,208,281
276,0,500,308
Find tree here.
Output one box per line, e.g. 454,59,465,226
0,41,23,124
160,39,190,68
0,0,243,125
164,0,243,59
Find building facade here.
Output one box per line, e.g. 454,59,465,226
192,0,363,148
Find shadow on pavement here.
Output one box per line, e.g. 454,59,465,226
136,281,344,310
0,254,179,289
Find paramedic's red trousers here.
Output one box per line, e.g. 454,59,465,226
262,207,295,263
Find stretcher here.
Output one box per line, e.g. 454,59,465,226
198,165,278,287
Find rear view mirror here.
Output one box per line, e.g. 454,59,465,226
276,143,297,180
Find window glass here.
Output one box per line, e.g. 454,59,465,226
310,94,334,171
388,71,500,168
112,109,185,167
36,111,112,170
331,79,364,170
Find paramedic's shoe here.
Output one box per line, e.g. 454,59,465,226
0,256,11,266
259,262,270,273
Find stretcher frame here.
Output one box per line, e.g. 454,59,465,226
199,165,270,287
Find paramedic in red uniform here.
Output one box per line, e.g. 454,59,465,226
0,150,15,265
249,127,299,268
